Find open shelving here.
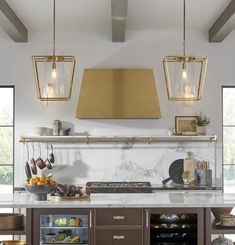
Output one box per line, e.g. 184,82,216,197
211,216,235,234
19,135,218,144
0,228,26,235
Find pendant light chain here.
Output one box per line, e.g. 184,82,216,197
163,0,207,101
183,0,186,56
53,0,56,58
32,0,76,102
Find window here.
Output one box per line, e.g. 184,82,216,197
223,86,235,193
0,86,14,194
0,86,14,241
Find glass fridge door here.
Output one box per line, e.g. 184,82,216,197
40,214,88,245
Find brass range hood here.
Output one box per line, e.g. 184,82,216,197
76,68,161,119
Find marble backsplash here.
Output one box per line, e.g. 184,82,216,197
33,142,217,186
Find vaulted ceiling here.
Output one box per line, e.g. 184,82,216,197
1,0,234,42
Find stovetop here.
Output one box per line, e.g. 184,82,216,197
86,182,152,193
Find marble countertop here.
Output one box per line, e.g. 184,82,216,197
0,192,235,208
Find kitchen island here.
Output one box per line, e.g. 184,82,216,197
0,192,234,245
0,191,233,208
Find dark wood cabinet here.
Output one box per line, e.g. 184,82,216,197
205,207,235,245
94,208,143,245
95,208,143,227
95,228,143,245
27,207,208,245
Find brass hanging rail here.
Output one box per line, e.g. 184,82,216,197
19,135,218,145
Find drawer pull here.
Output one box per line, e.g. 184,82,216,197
89,210,92,228
113,216,125,220
113,235,125,240
146,210,149,228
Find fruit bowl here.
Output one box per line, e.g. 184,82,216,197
25,184,57,201
25,174,57,201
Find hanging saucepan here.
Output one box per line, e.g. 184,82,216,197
49,145,55,164
45,144,52,169
30,143,37,175
35,143,46,169
25,144,32,179
162,159,184,185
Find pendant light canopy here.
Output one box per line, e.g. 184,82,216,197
163,0,207,101
32,0,76,101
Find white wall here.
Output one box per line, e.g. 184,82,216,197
0,28,234,187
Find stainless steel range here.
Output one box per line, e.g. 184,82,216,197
86,182,152,193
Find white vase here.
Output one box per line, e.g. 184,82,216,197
196,126,206,135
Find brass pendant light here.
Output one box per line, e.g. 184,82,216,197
163,0,207,101
32,0,76,102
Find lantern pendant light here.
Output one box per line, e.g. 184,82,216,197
163,0,207,101
32,0,76,102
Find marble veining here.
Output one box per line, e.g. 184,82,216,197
50,142,216,185
20,141,216,186
0,192,234,208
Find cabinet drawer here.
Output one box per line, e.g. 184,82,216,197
95,208,142,226
95,228,143,245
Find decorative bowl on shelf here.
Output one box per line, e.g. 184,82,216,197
211,208,233,220
25,184,57,201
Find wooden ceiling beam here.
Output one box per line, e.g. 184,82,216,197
209,0,235,42
111,0,128,42
0,0,27,42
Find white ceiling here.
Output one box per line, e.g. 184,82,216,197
6,0,231,32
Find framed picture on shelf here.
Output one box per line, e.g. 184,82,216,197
175,116,197,135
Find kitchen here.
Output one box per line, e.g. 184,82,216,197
0,0,235,244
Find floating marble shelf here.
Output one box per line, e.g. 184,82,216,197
19,135,218,144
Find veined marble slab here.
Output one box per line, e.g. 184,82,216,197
0,192,234,208
44,142,216,185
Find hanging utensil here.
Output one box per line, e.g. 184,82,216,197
35,143,46,169
25,144,32,179
30,143,37,175
45,144,52,169
49,145,55,164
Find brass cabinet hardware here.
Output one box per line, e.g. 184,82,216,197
113,235,125,240
146,210,149,228
113,216,125,220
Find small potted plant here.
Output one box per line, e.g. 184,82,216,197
194,112,210,135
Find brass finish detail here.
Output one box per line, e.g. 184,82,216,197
163,55,208,101
32,0,75,102
76,68,161,119
32,55,76,101
148,136,153,144
163,0,208,101
19,135,218,145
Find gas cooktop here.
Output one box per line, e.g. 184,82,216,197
86,181,152,193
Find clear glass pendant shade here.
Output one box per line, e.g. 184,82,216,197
32,0,76,102
163,56,207,101
33,56,75,101
163,0,208,101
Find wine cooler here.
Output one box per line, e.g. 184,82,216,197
146,208,204,245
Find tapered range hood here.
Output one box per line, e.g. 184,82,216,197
76,68,161,119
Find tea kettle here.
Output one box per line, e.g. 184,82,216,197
211,236,233,245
